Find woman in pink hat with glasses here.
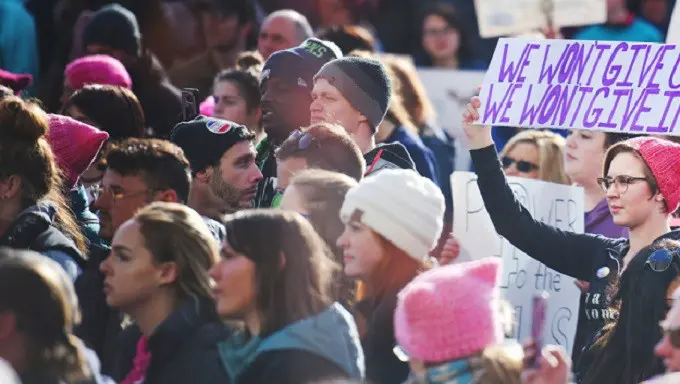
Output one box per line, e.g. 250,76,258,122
463,95,680,379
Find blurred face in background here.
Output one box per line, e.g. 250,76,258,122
213,80,260,131
258,16,299,60
422,14,460,63
565,131,607,186
501,142,540,179
199,4,250,52
642,0,667,25
316,0,353,26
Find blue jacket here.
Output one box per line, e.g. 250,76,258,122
0,0,39,92
219,303,364,383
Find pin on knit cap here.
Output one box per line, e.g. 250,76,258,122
394,257,504,363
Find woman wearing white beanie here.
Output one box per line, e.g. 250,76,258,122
337,169,445,384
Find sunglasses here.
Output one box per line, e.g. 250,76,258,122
288,129,315,151
661,324,680,349
501,156,539,173
646,249,679,273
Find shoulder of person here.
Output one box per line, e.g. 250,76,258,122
240,349,348,384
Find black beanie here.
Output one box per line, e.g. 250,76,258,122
314,56,392,129
82,4,141,57
171,116,254,174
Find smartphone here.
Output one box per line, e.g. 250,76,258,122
529,291,549,368
181,88,200,122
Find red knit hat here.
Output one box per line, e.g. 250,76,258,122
606,137,680,213
46,114,109,189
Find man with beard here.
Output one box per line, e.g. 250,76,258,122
170,0,256,101
171,115,262,218
256,37,342,207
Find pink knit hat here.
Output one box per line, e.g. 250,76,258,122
394,257,503,363
605,137,680,212
199,96,215,117
46,114,109,189
65,54,132,91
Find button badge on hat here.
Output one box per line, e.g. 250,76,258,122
206,120,232,134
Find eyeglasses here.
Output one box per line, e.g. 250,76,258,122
423,26,455,38
92,185,152,204
501,156,539,173
596,175,648,194
661,324,680,349
288,129,316,151
646,249,679,273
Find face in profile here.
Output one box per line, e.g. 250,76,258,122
564,131,607,185
208,141,262,210
209,240,257,319
604,151,660,227
100,219,178,311
336,219,384,279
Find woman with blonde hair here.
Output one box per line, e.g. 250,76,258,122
279,169,359,307
100,202,229,383
500,130,570,184
337,169,445,384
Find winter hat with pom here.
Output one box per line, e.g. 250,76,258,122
394,257,504,363
46,114,109,189
604,136,680,212
340,169,445,260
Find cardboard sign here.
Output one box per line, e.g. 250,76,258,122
668,2,680,45
477,38,680,135
452,172,583,354
418,69,486,170
474,0,606,38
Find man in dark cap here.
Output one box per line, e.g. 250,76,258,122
82,3,182,138
255,37,342,207
171,115,262,218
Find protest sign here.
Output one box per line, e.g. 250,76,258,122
452,172,583,354
474,0,606,38
418,69,485,170
668,3,680,45
477,38,680,136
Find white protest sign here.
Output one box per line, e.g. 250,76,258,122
418,69,485,170
474,0,606,38
477,38,680,136
452,172,583,354
668,3,680,45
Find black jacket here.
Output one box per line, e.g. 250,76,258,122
113,297,231,384
238,350,348,384
470,145,680,375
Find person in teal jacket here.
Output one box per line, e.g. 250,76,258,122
0,0,39,94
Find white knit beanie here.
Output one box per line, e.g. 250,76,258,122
340,169,445,260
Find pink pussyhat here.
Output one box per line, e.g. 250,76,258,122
0,69,33,95
65,54,132,91
199,96,215,117
46,114,109,189
394,257,504,363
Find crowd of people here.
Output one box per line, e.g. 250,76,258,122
0,0,679,383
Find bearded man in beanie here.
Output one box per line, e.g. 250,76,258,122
171,115,262,218
255,37,342,207
82,3,182,138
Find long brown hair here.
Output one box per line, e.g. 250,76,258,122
356,234,428,302
223,210,339,336
0,97,87,253
0,248,91,382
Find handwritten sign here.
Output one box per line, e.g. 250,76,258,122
477,38,680,135
418,69,486,170
452,172,583,354
668,3,680,46
474,0,606,38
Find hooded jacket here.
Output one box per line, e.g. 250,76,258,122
219,303,364,384
364,142,416,176
470,145,680,376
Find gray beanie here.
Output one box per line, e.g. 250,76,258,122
314,56,392,129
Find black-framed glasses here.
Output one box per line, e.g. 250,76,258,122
597,175,648,194
501,156,539,173
646,249,679,272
